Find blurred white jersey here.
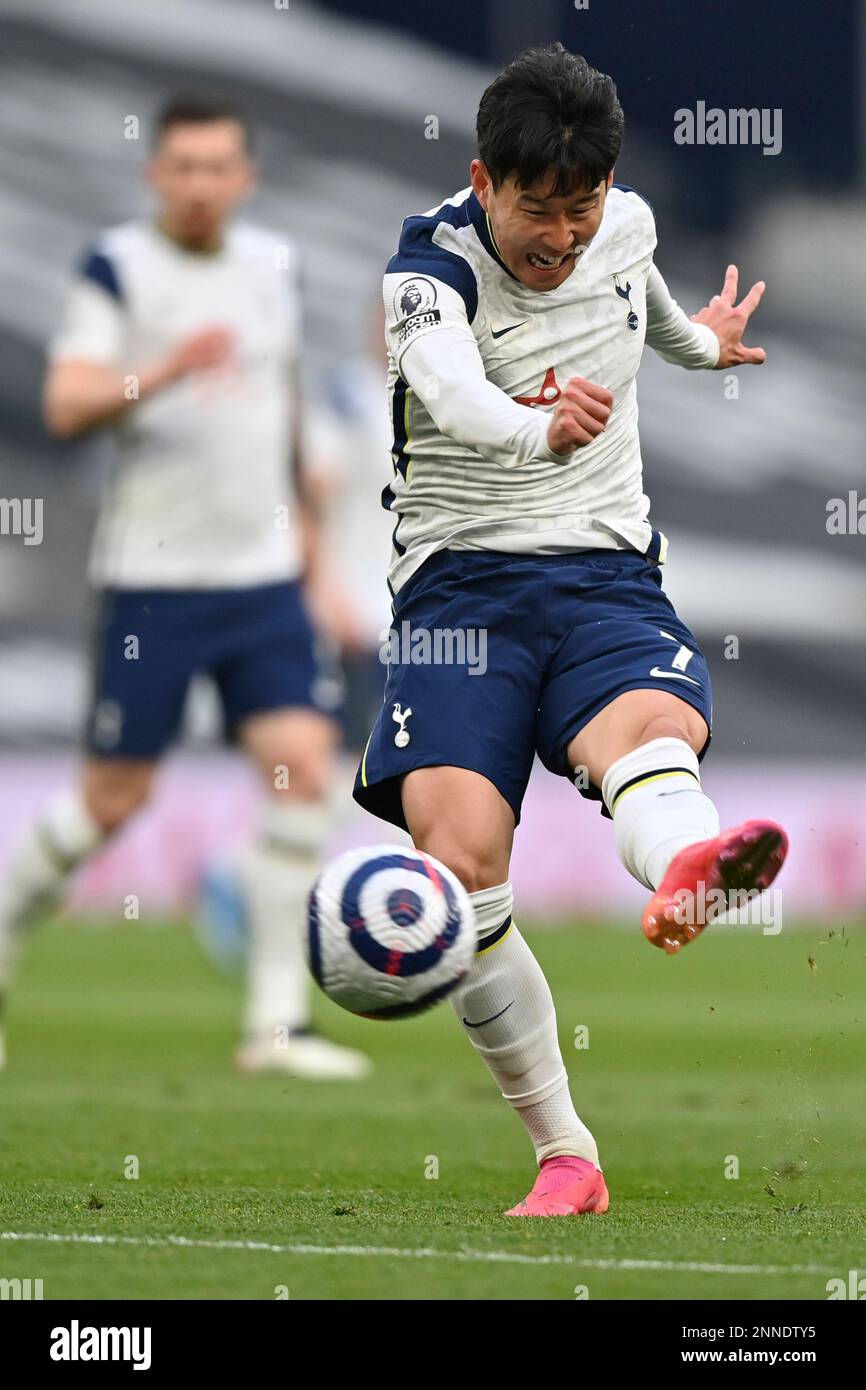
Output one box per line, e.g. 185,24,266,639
382,184,719,594
305,356,394,648
49,220,302,589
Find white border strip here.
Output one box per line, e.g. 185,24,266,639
0,1231,830,1276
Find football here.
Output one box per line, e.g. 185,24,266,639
306,844,475,1018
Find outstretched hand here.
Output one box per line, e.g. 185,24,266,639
691,265,766,368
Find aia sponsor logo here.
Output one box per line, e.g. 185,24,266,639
512,366,562,408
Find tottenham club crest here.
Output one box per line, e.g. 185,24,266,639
392,702,413,748
613,274,639,331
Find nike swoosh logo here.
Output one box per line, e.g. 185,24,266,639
462,1001,514,1029
649,667,701,686
490,321,527,339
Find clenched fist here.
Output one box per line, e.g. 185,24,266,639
166,326,236,381
547,375,614,457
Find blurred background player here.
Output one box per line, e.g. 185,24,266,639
195,298,398,975
0,94,370,1080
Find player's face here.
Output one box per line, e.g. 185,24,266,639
471,161,613,291
147,120,254,249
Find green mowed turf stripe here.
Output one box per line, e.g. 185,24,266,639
1,918,864,1299
0,1230,835,1275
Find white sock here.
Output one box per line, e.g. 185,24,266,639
602,737,721,891
450,882,599,1167
0,789,105,985
241,799,331,1043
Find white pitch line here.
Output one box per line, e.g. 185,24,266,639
0,1231,831,1276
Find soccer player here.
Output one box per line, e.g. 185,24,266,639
353,45,788,1213
0,95,369,1080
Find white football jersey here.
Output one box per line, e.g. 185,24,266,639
49,220,302,589
305,356,395,647
381,184,719,594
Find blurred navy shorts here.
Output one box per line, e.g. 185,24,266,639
85,580,341,758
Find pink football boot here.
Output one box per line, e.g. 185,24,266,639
642,818,788,955
505,1156,609,1217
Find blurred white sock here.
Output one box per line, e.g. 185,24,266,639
0,789,105,986
241,799,331,1043
450,882,599,1167
602,737,720,890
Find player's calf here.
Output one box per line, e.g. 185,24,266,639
452,883,603,1190
402,768,603,1187
0,763,152,961
600,735,720,892
83,758,156,833
0,774,142,1068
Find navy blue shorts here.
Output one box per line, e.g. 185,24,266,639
353,548,712,830
86,581,341,758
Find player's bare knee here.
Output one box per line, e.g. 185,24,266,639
633,710,703,753
83,766,154,833
417,840,505,895
248,718,335,802
87,786,150,833
274,755,331,802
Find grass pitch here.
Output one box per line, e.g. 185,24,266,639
1,916,864,1301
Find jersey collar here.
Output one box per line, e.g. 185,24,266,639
467,191,521,282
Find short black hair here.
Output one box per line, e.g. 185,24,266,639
154,94,253,150
477,43,624,197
